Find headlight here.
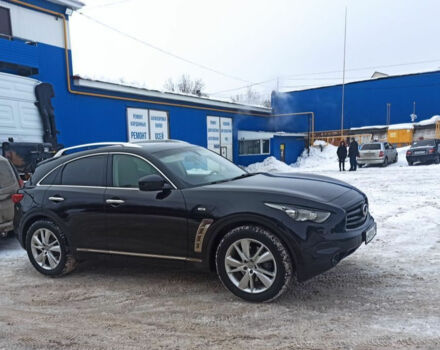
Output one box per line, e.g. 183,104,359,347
265,203,331,223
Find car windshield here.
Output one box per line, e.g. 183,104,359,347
153,147,248,187
412,140,435,147
361,143,381,150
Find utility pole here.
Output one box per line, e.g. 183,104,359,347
340,7,348,137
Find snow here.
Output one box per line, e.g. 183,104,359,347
351,115,440,131
351,124,387,130
417,115,440,126
313,139,327,146
388,123,414,130
246,144,440,273
0,236,26,259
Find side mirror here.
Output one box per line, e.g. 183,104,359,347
138,174,171,191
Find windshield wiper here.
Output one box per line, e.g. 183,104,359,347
206,173,256,185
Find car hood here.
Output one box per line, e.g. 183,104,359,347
204,172,362,203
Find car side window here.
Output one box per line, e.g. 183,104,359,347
61,155,106,187
40,167,61,185
112,154,159,188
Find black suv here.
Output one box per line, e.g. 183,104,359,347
14,141,376,302
406,139,440,165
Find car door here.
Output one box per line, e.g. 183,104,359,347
104,153,188,258
43,154,108,250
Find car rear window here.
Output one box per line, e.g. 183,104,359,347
0,160,15,188
361,144,381,150
60,155,106,187
412,140,435,147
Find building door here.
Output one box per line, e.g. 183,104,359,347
206,116,233,161
280,143,286,162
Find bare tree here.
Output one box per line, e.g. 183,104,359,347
164,75,205,96
231,87,271,107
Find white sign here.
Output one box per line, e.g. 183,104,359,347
207,116,233,161
220,117,233,161
207,116,221,154
127,108,149,143
149,110,169,140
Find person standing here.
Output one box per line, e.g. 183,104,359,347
348,137,360,171
337,141,347,171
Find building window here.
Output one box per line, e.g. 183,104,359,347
239,139,270,155
0,7,12,38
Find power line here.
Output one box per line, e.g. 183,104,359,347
77,12,253,84
281,58,440,79
83,0,138,10
208,78,277,95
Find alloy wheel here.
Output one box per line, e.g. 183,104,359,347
30,228,62,270
224,238,277,294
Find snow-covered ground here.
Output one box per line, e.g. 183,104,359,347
0,144,439,349
247,144,440,273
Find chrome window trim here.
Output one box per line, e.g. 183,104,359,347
76,248,201,263
37,151,178,190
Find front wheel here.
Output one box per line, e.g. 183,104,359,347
215,225,293,302
25,220,77,277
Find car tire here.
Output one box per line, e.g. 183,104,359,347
408,161,413,166
25,220,77,277
435,156,440,164
382,157,388,167
215,225,293,302
394,154,398,163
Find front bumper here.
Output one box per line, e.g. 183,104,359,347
296,216,376,282
0,220,13,234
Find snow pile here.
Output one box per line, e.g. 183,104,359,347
246,156,294,173
313,139,327,146
388,123,414,130
246,144,413,173
292,144,339,170
417,115,440,126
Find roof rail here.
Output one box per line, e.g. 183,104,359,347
53,142,139,158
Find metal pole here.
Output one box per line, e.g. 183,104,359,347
341,7,347,137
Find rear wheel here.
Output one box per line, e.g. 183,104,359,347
435,156,440,164
408,161,413,166
25,220,77,276
215,225,293,302
382,157,388,167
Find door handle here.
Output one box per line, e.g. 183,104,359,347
106,199,125,205
49,196,64,202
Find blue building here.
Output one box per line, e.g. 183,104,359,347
0,0,305,167
272,71,440,135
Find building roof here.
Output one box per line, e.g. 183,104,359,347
73,76,272,114
46,0,84,10
283,69,440,93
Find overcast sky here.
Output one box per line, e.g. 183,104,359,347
70,0,440,100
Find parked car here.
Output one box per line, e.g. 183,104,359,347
406,139,440,165
0,156,21,237
14,141,376,302
357,142,398,167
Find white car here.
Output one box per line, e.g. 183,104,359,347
357,142,398,167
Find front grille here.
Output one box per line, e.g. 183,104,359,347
345,201,368,229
